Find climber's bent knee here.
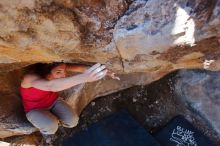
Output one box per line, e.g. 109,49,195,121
26,109,59,135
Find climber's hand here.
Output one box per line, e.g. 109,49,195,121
82,63,107,82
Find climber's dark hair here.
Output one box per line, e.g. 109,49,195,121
24,62,65,78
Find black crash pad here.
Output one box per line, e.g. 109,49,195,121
154,116,216,146
61,110,161,146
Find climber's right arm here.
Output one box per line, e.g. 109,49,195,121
21,63,107,92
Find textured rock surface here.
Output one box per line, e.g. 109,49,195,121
62,72,151,114
0,0,220,72
0,0,129,71
175,70,220,135
113,0,220,72
0,0,220,138
0,71,36,138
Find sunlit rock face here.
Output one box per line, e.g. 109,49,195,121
0,0,219,73
0,0,219,138
114,0,220,73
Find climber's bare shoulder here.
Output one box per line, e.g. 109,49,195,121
21,74,42,88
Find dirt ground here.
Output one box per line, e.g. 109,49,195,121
4,70,220,146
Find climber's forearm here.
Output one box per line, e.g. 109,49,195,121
30,63,108,92
48,74,87,92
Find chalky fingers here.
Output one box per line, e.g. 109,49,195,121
94,69,107,80
92,65,106,75
86,63,101,73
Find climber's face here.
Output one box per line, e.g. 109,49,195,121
47,64,67,80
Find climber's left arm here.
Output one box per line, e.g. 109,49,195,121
66,64,90,73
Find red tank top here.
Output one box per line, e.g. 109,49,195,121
20,87,59,113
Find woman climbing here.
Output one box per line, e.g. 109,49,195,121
20,62,115,144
